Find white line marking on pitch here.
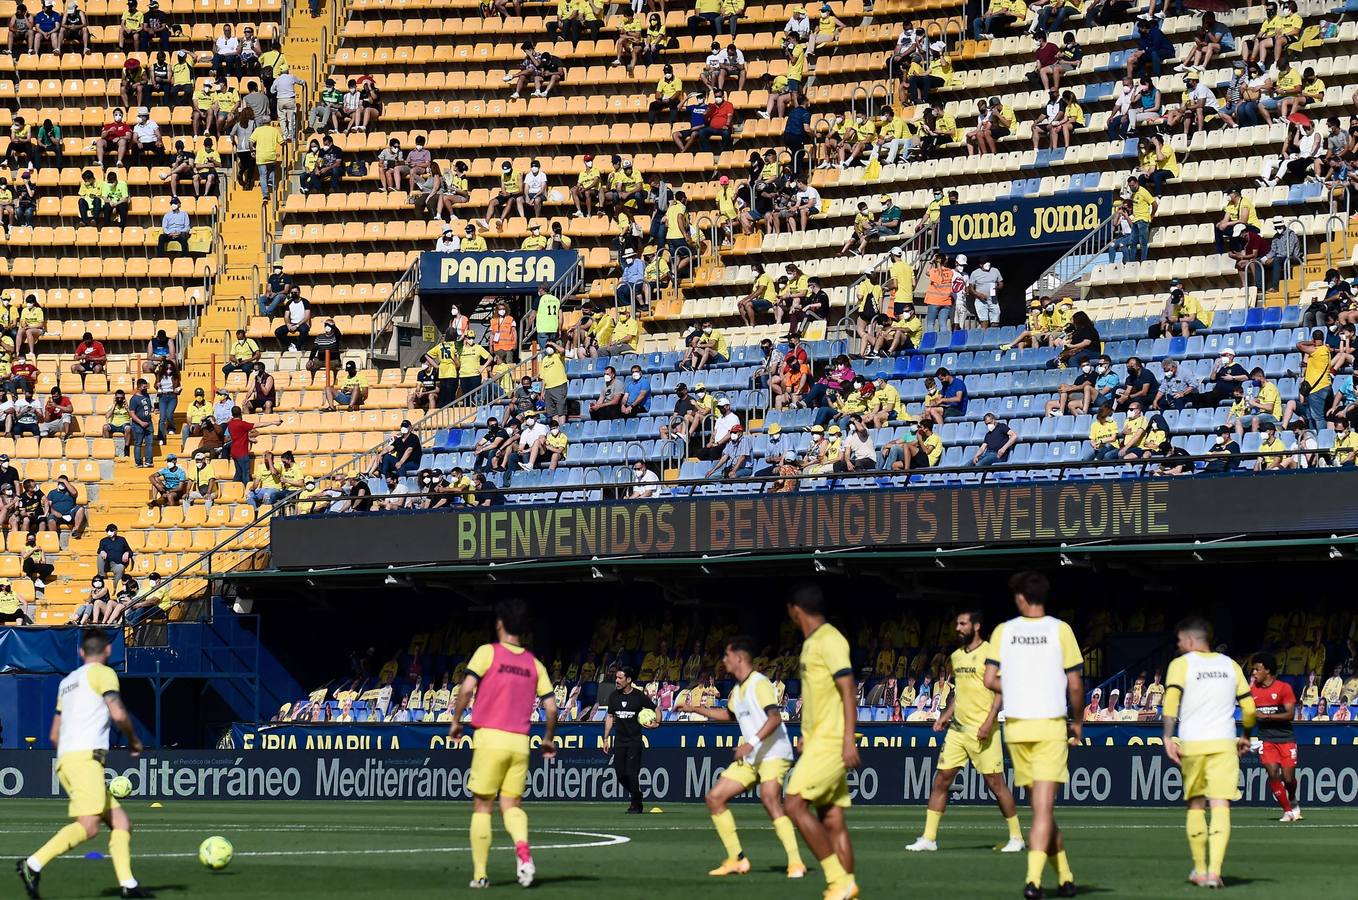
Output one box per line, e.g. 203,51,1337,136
11,830,631,861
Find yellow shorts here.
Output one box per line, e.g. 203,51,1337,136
468,746,529,799
56,752,118,819
1006,738,1068,788
1181,751,1241,802
786,749,850,809
722,756,793,791
940,728,1004,775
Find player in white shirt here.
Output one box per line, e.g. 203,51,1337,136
678,636,806,879
984,571,1084,900
1162,616,1256,890
17,629,151,899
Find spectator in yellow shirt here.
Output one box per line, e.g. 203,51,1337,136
1253,422,1287,471
648,64,684,125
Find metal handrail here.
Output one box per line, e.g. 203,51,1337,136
1324,213,1349,269
841,221,937,328
277,445,1339,516
1028,212,1118,302
369,257,420,358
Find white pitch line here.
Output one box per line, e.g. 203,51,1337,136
23,830,630,861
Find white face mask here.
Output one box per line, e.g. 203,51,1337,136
544,348,555,356
982,262,992,271
1128,410,1141,420
399,427,410,435
604,373,615,382
986,423,995,432
550,427,560,435
1080,364,1093,374
632,372,642,381
1097,365,1109,374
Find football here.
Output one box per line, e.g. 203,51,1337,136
198,836,234,870
638,708,657,726
108,776,132,799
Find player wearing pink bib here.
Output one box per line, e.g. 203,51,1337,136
450,598,558,889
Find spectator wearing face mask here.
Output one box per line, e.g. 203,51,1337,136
184,451,217,510
373,420,422,478
590,366,625,421
149,452,189,507
323,360,368,412
521,418,569,471
472,416,511,472
44,474,87,538
1152,358,1198,411
539,341,569,422
1193,347,1248,408
1083,404,1122,462
1113,356,1158,413
97,524,134,587
307,318,343,379
621,365,651,418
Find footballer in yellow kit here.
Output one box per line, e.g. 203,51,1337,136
906,609,1024,853
679,636,806,879
1162,616,1256,890
18,629,151,899
783,584,859,900
985,572,1084,900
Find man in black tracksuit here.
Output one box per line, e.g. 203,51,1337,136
603,665,657,813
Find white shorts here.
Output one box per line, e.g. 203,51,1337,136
975,297,1001,324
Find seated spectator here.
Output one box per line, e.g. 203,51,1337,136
156,195,192,257
1152,358,1198,411
1228,224,1271,285
102,388,134,444
71,577,111,626
0,578,31,625
184,451,218,509
1194,346,1248,408
70,330,106,387
1253,422,1288,471
972,0,1021,39
833,416,877,472
323,360,367,412
97,523,133,587
705,422,752,478
222,328,261,376
149,453,188,507
1262,218,1303,293
275,287,313,351
409,358,438,411
10,388,41,438
589,366,624,420
1119,403,1168,459
694,397,740,460
1127,12,1174,78
307,319,343,379
620,364,650,418
1243,0,1301,68
43,474,85,537
246,450,285,508
1258,119,1323,187
1083,404,1121,461
40,386,72,438
373,420,422,478
245,363,277,413
1113,356,1158,413
879,420,941,471
178,387,211,451
1178,11,1232,72
1156,283,1210,337
973,413,1017,466
521,418,568,472
1047,311,1102,370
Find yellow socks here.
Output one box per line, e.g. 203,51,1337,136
1051,850,1074,884
1006,815,1023,841
30,822,89,870
1207,807,1231,876
923,808,942,841
470,812,492,880
1186,808,1208,873
109,829,135,887
819,853,848,887
771,815,802,867
711,810,742,860
502,806,529,846
1026,850,1048,886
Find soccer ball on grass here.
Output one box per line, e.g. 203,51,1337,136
108,776,132,799
198,836,234,870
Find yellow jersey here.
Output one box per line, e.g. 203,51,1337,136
948,641,994,734
798,622,853,751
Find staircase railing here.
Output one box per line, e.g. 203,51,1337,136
839,221,937,332
1027,212,1118,301
518,254,586,355
369,258,421,358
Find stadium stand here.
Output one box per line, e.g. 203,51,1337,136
9,0,1358,627
276,599,1358,725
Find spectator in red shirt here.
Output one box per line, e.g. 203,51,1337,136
70,331,107,388
1228,224,1270,284
40,386,72,438
1033,31,1061,92
7,353,38,394
97,108,133,168
696,90,736,153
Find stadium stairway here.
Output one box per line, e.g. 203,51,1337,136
183,2,337,391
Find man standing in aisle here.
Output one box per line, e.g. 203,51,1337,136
1249,653,1300,821
447,598,558,889
680,636,806,879
907,608,1025,853
783,582,859,900
985,571,1083,900
1162,616,1255,889
16,629,152,899
603,665,657,814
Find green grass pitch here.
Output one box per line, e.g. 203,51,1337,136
2,800,1353,898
